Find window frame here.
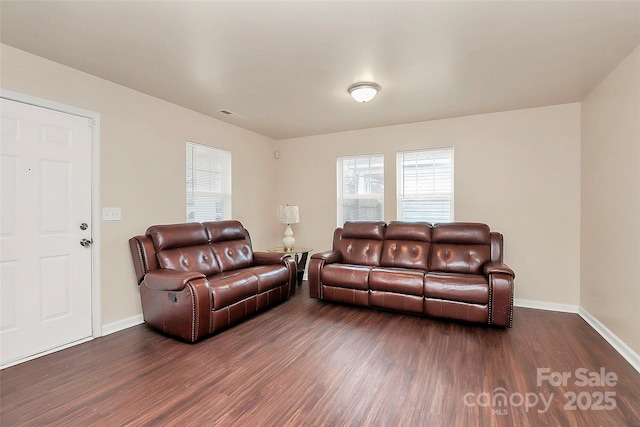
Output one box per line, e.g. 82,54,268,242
396,147,454,223
336,153,385,226
186,141,232,223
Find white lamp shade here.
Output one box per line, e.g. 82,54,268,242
349,82,380,103
278,205,299,224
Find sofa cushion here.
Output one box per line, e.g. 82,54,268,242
203,221,254,272
430,223,490,274
429,244,490,274
203,220,248,242
370,267,425,296
207,270,259,309
380,222,431,270
335,239,384,267
320,264,372,290
334,222,385,267
148,223,222,276
210,240,254,272
424,272,488,304
243,265,291,293
341,221,386,240
384,221,431,241
156,245,221,276
431,222,490,245
147,222,208,250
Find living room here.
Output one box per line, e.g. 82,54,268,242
1,1,639,425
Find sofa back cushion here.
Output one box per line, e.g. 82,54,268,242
380,222,431,270
334,221,386,266
147,223,221,276
204,220,254,272
430,223,491,274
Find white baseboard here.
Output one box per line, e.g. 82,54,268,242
514,298,579,313
514,298,639,374
578,307,640,374
101,314,144,336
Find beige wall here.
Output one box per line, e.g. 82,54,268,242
275,104,582,305
4,36,637,358
1,44,279,324
581,45,640,354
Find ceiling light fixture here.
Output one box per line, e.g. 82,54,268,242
348,82,380,103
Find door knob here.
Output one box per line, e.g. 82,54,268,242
80,238,92,247
80,223,88,230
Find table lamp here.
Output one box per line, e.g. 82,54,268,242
278,205,299,250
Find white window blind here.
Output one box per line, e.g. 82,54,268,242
337,154,384,226
397,147,454,223
186,141,231,222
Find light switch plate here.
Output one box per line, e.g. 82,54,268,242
102,207,122,221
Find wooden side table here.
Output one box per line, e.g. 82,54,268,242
267,247,312,290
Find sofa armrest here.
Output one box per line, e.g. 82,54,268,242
308,250,342,299
483,262,515,327
140,272,211,342
483,262,515,278
144,270,206,291
311,250,342,264
140,270,213,343
253,251,289,265
254,252,297,289
253,252,297,293
129,235,159,285
488,271,514,328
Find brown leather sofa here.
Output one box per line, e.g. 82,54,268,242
129,220,296,342
308,221,515,327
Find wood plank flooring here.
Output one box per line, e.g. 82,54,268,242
1,282,639,426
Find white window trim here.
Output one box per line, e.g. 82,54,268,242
396,147,454,223
186,141,232,222
337,153,384,226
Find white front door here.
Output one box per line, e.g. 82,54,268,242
1,98,93,367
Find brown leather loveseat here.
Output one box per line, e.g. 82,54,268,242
129,220,296,342
308,221,515,327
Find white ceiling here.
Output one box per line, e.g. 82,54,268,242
1,1,639,140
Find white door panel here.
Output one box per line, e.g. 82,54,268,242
1,98,93,366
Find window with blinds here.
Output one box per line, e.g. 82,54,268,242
186,141,231,222
397,147,454,223
337,154,384,226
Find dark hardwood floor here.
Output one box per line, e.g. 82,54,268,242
2,282,639,426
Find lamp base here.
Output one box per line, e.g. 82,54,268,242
282,224,295,250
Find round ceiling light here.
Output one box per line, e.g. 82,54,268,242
348,82,380,103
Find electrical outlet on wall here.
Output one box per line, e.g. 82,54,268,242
102,207,122,221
